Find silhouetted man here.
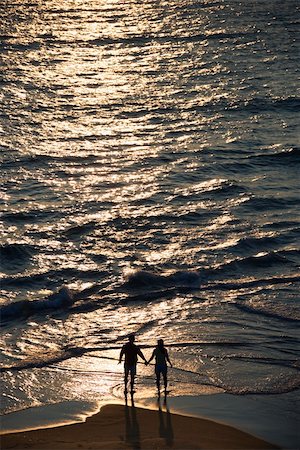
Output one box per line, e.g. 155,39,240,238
119,334,147,393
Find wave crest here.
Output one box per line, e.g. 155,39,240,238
124,269,202,289
0,287,74,322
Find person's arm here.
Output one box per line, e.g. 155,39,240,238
166,349,172,367
137,347,148,364
147,349,156,364
118,346,124,364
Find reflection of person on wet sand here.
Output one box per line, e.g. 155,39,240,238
124,393,141,450
118,334,147,393
158,397,174,447
148,339,172,395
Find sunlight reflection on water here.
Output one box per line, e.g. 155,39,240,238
1,4,299,447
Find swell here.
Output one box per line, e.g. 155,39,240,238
214,250,299,271
0,267,108,289
221,148,300,174
181,96,300,114
124,250,300,289
248,147,300,165
232,96,300,113
0,243,37,272
0,281,123,325
0,282,175,325
205,274,300,294
1,266,299,325
237,195,299,211
0,287,75,322
1,209,60,224
63,221,98,239
168,180,246,202
0,153,100,170
228,235,296,254
123,269,300,324
123,269,202,289
2,30,254,51
234,302,300,323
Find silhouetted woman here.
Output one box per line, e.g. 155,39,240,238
148,339,172,395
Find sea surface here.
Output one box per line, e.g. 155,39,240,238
1,0,299,447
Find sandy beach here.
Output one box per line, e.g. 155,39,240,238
1,402,279,450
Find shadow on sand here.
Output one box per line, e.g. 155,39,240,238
157,395,174,447
123,391,173,449
124,392,141,450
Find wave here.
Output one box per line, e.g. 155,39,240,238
248,147,300,165
63,221,97,239
0,267,106,289
279,248,300,261
1,153,100,169
216,251,296,272
89,30,252,47
2,267,299,325
2,342,299,396
237,195,299,211
262,220,299,231
234,302,299,323
0,287,74,322
227,236,278,253
214,376,300,396
0,280,123,324
0,243,37,272
2,41,42,51
2,29,253,53
169,179,245,202
0,281,115,324
241,96,300,112
208,274,300,292
127,269,300,296
182,96,300,114
0,346,86,373
1,209,57,224
218,96,300,113
0,340,247,374
124,269,202,289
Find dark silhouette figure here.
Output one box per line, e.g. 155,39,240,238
119,334,147,393
148,339,172,395
157,396,174,447
124,391,141,450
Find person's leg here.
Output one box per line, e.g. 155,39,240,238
163,372,167,392
130,370,134,392
155,367,161,393
124,365,129,392
130,365,136,392
162,367,168,393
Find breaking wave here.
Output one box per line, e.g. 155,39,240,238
0,287,74,322
1,262,299,325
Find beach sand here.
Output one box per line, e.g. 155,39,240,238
1,403,279,450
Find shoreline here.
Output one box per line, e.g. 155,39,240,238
1,401,279,450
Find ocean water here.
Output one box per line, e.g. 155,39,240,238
1,0,299,446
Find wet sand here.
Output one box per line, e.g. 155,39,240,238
1,402,279,450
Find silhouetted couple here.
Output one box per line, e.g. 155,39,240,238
119,335,172,395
